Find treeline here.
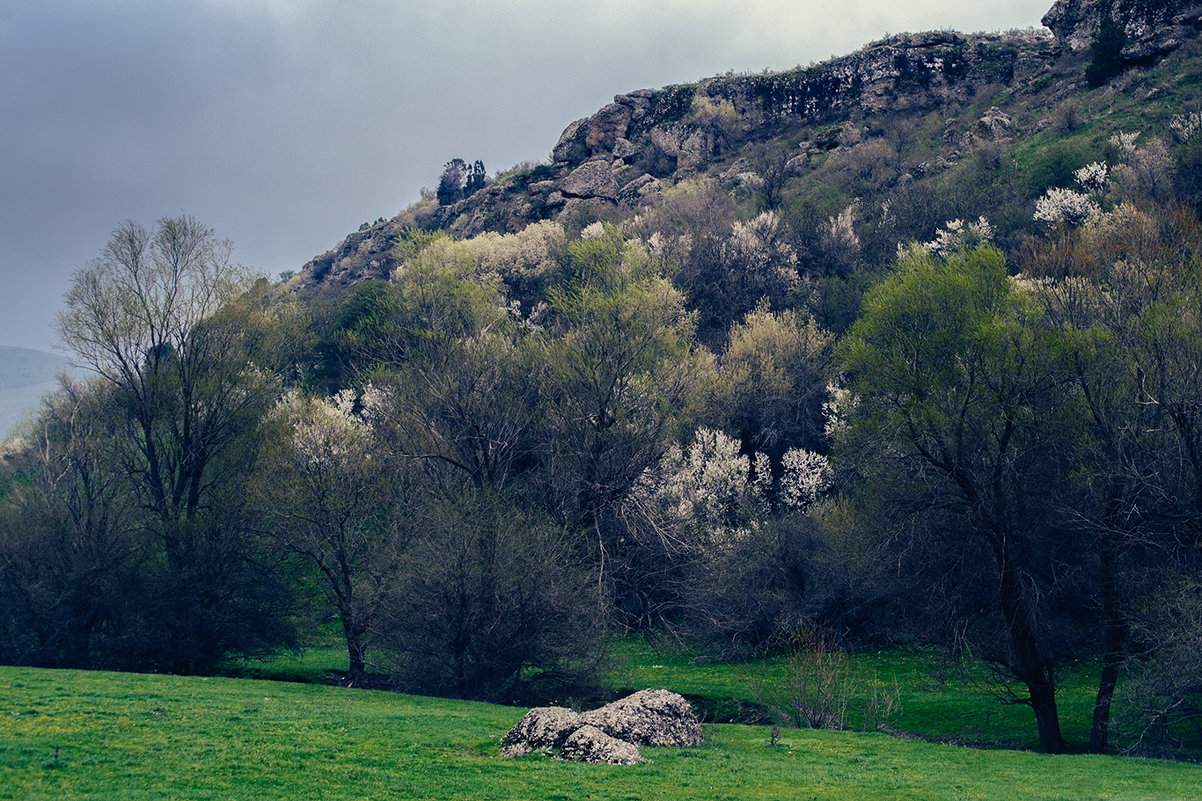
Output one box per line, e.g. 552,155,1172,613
1,127,1201,758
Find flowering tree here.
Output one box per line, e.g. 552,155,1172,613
253,390,400,676
1034,187,1100,227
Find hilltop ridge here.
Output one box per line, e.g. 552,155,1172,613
294,0,1202,295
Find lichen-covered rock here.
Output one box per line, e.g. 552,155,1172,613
583,103,634,155
499,742,533,758
579,689,703,747
961,106,1012,149
552,118,590,164
649,124,710,170
619,174,663,207
557,725,644,765
498,706,582,752
560,160,619,201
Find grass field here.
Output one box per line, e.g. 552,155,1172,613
606,639,1105,752
3,665,1200,801
227,635,1108,752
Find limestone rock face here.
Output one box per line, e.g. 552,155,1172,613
498,706,582,754
649,125,710,170
558,725,644,766
560,160,620,201
579,689,703,748
1042,0,1201,57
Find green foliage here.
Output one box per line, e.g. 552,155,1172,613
708,303,833,457
839,244,1087,753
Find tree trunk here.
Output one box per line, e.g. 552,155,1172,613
341,613,367,676
1091,530,1127,752
995,532,1066,754
1030,677,1065,754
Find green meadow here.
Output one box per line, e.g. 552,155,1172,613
3,642,1199,801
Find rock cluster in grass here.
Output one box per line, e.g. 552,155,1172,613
498,689,702,765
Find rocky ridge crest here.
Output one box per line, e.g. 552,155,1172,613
294,1,1199,294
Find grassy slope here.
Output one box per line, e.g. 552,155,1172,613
3,666,1200,801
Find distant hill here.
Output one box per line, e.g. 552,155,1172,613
0,345,73,439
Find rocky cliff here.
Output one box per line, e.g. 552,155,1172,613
295,0,1200,294
1042,0,1202,59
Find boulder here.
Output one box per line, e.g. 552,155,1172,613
619,174,663,207
560,160,620,201
557,725,644,766
498,706,582,754
612,137,641,161
961,106,1012,149
552,118,590,164
583,103,634,155
579,689,703,747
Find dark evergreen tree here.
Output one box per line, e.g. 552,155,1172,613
464,159,487,197
436,158,467,205
1086,16,1126,88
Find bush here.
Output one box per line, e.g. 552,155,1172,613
377,491,607,702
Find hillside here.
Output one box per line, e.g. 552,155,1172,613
0,346,72,439
6,0,1202,765
292,0,1202,297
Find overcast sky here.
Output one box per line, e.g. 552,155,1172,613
1,0,1053,353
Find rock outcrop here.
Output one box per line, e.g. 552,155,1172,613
560,160,620,201
579,689,704,748
293,0,1200,295
498,706,582,757
550,28,1055,177
498,689,701,765
558,725,644,766
1042,0,1202,58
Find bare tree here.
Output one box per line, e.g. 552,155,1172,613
56,215,289,672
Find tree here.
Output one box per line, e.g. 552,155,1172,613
252,390,402,676
464,160,487,197
436,158,486,206
0,379,141,669
56,215,293,672
709,303,833,461
1085,15,1126,88
336,251,544,495
437,158,467,205
1020,201,1202,752
839,244,1076,753
541,230,700,525
376,488,605,701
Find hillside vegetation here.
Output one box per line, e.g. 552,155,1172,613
3,0,1202,771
